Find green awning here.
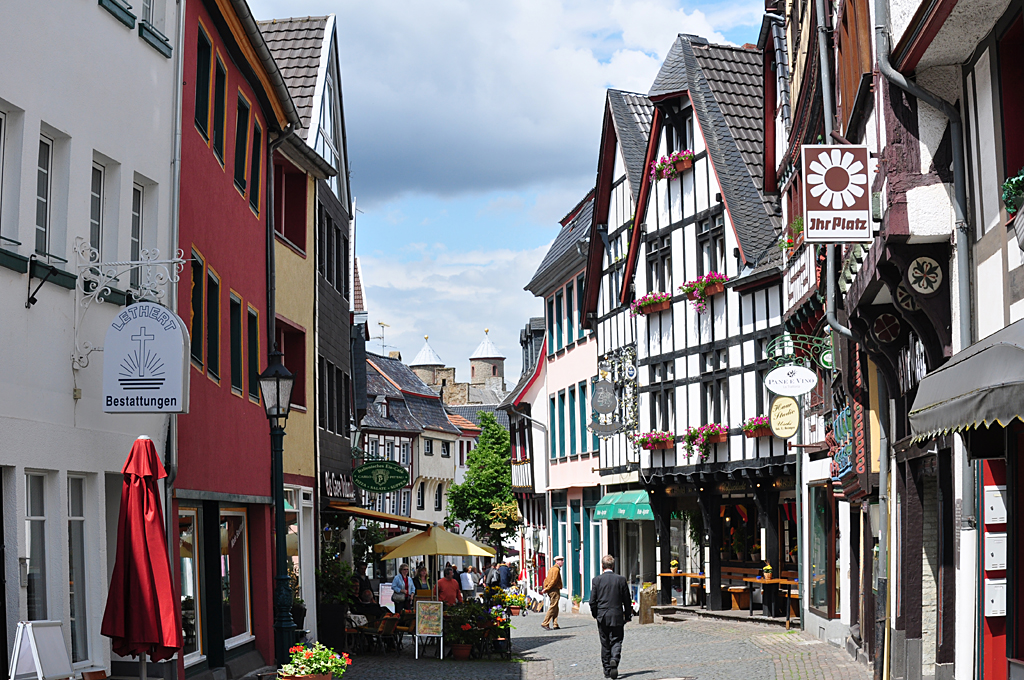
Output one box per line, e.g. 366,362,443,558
593,492,622,520
594,491,654,521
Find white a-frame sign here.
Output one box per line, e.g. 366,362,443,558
9,621,73,680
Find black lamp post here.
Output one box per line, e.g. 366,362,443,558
258,351,296,666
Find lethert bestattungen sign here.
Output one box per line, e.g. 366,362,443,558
103,302,190,413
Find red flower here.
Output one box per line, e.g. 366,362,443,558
289,646,303,654
345,658,352,666
304,651,313,659
460,623,472,630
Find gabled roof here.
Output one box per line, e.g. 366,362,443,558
406,394,462,434
367,352,437,398
353,257,366,313
619,35,778,304
498,337,546,409
469,331,504,360
360,391,421,433
411,336,444,367
257,16,328,140
607,90,654,204
446,412,481,434
446,405,509,430
525,191,594,296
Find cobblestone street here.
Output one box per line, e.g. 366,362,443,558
342,610,874,680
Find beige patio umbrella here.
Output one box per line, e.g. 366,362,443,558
382,525,496,561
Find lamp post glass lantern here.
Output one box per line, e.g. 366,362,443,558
259,352,296,665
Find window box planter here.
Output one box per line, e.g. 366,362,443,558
685,282,724,300
635,431,675,450
640,299,671,314
705,431,727,445
651,150,695,181
745,427,772,439
679,273,728,313
673,157,692,173
643,439,674,450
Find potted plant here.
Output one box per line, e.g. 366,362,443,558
670,559,679,574
279,642,351,680
679,272,728,313
506,592,526,616
699,423,728,445
743,415,771,439
650,149,695,181
635,430,675,450
572,594,582,613
444,602,485,659
629,291,673,317
762,562,774,579
731,526,747,562
1002,168,1024,216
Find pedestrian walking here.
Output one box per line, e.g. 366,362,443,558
589,555,632,679
499,561,512,588
541,555,563,630
460,565,476,601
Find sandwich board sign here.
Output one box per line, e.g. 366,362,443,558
415,600,443,660
103,302,190,413
9,621,73,680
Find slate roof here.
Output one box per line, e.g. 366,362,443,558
469,331,504,360
648,34,708,100
529,317,545,331
468,386,505,405
258,16,328,140
361,393,421,433
607,90,654,204
659,36,777,261
367,352,436,398
447,404,509,430
410,337,444,367
525,193,594,294
406,394,462,434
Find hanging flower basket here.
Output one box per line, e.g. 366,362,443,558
629,291,673,317
650,150,695,181
679,272,728,313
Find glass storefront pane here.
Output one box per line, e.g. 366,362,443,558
221,510,250,641
285,489,301,601
26,474,47,620
179,509,201,656
68,477,88,662
810,487,829,610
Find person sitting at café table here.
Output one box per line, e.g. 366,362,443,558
437,566,464,606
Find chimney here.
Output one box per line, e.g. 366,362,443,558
389,351,402,360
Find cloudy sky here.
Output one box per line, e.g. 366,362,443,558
249,0,763,380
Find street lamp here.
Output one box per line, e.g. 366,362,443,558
259,351,295,666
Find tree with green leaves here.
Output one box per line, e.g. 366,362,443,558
445,411,518,560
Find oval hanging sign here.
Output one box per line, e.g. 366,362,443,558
352,461,410,494
770,395,801,440
764,365,818,396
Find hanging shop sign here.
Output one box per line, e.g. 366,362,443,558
352,460,410,494
588,378,624,436
802,145,872,243
322,469,356,502
770,395,801,439
764,365,818,396
102,302,190,413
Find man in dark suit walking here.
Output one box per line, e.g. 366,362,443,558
589,554,632,678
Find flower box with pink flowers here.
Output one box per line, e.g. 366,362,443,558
679,272,728,313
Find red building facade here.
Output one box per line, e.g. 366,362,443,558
174,0,299,676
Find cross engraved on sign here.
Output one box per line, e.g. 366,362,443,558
119,325,166,390
131,327,155,376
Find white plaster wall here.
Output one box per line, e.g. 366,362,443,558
0,0,178,668
905,184,954,241
976,250,1004,340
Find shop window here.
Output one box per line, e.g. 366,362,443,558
68,476,88,662
809,484,839,617
285,489,301,601
26,473,47,620
220,509,251,644
179,508,202,659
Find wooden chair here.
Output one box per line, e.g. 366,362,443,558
360,615,400,654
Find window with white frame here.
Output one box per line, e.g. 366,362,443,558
370,440,379,457
89,163,103,257
386,441,394,461
400,442,409,465
401,490,410,515
130,184,144,289
417,482,424,510
26,473,47,620
424,439,433,455
441,441,450,457
220,509,251,645
68,476,89,662
35,136,53,256
434,483,443,511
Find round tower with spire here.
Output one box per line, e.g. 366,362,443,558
409,335,444,385
470,329,505,392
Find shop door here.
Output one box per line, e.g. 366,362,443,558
571,502,581,597
625,522,641,597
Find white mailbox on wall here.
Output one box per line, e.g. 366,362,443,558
985,578,1007,617
986,533,1008,571
985,486,1008,524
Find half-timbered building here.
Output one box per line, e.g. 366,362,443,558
622,35,791,612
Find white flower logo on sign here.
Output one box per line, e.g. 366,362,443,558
807,149,868,210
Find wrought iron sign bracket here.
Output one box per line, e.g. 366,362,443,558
72,237,185,370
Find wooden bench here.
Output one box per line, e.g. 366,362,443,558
720,567,760,610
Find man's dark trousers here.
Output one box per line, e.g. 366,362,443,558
598,622,625,675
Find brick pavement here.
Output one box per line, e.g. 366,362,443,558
340,609,874,680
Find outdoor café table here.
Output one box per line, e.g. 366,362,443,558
743,577,781,616
776,579,799,628
659,572,705,608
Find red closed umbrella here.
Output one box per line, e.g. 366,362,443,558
101,436,182,664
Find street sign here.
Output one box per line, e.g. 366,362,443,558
102,302,189,413
802,145,872,243
770,395,800,439
352,460,410,493
764,365,818,396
